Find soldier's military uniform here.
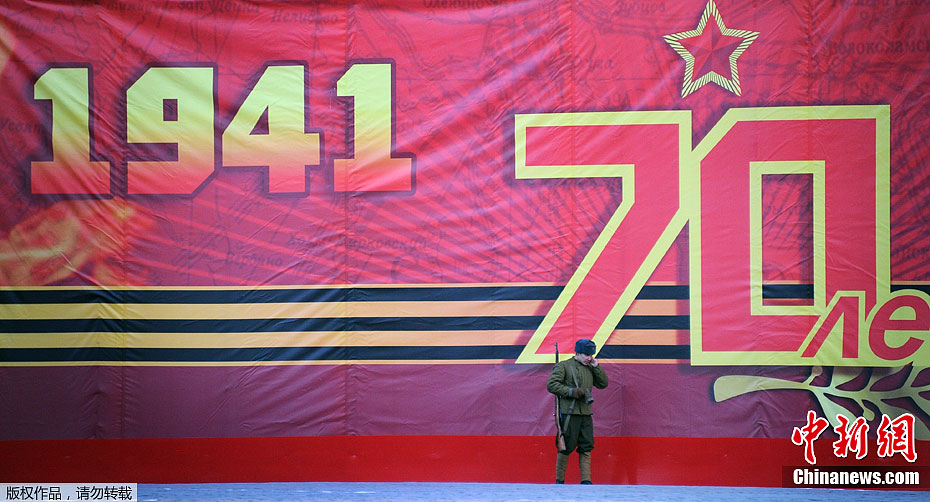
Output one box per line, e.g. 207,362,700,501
546,338,608,484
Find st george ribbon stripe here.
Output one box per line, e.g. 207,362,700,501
0,284,689,304
0,345,689,363
0,315,691,333
891,283,930,295
0,284,692,363
0,283,827,304
761,284,814,299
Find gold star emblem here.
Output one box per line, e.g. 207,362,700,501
664,0,759,97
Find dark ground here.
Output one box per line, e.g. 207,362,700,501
138,482,927,501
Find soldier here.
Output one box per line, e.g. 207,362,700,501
546,338,609,484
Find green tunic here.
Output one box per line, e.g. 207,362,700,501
546,357,609,415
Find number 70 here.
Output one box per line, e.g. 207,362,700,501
515,106,929,367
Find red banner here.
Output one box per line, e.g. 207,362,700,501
1,0,928,484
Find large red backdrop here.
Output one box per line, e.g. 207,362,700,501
1,0,928,487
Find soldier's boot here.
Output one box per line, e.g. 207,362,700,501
579,451,592,484
555,452,570,484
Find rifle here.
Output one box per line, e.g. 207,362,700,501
554,343,566,451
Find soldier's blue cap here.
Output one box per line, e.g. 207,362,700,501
574,338,596,355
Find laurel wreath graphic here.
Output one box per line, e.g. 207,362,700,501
713,365,930,440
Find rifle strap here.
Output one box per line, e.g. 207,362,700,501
569,364,580,390
561,362,581,433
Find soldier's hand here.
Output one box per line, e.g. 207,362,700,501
570,388,586,399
